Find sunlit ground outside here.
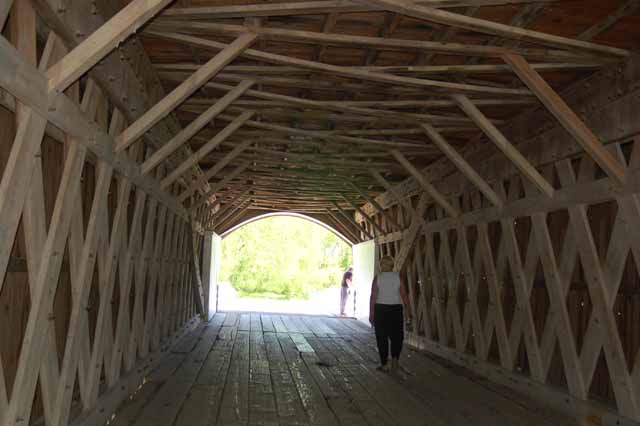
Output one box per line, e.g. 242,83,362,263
218,216,355,316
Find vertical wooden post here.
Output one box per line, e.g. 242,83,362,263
5,7,62,422
202,231,215,320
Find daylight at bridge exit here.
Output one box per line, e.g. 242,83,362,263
0,0,639,425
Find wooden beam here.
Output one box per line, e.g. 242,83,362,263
5,142,87,426
0,0,12,30
160,0,563,20
452,94,555,197
391,150,459,217
180,103,476,129
161,111,254,188
503,54,626,184
578,0,640,41
51,131,121,426
394,193,429,271
55,78,102,415
331,202,374,240
420,6,479,65
342,194,386,235
45,0,173,93
0,32,61,297
200,80,490,126
325,208,361,243
7,8,59,421
184,140,254,206
209,191,247,227
213,113,432,149
0,33,188,218
200,181,246,221
347,181,401,231
368,170,416,223
363,0,628,58
214,192,252,229
158,62,600,76
421,123,503,207
217,201,253,232
115,32,257,152
150,21,591,63
188,160,252,209
187,222,205,317
32,0,213,204
315,13,338,62
147,31,532,96
141,79,254,174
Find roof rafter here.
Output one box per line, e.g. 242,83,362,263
160,0,562,20
363,0,628,57
146,31,533,96
141,79,254,174
45,0,174,93
116,31,257,152
150,20,602,63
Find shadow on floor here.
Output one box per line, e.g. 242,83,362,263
109,312,577,426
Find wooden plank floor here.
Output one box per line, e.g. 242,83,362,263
110,313,577,426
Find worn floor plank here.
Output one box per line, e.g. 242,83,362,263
110,313,578,426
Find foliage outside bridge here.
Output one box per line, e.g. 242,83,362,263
220,216,352,299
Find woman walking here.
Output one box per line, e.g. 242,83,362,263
369,255,412,372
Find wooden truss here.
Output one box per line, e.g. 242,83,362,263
0,0,638,424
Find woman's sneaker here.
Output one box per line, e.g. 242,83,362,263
376,364,390,372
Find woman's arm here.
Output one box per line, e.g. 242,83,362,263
369,276,378,326
399,273,412,320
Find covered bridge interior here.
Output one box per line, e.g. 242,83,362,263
1,0,640,424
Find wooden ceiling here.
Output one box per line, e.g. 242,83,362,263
130,0,638,216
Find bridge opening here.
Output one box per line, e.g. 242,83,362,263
216,214,354,316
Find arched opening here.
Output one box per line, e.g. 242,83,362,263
217,214,354,315
221,211,354,245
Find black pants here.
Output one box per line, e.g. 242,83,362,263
373,304,404,365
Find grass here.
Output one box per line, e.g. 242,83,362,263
237,290,293,300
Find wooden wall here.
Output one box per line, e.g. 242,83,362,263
360,53,640,423
0,89,203,426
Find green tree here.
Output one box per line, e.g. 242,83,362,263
220,216,352,299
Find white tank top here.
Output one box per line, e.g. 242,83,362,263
375,272,402,305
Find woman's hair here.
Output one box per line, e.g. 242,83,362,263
380,255,395,272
